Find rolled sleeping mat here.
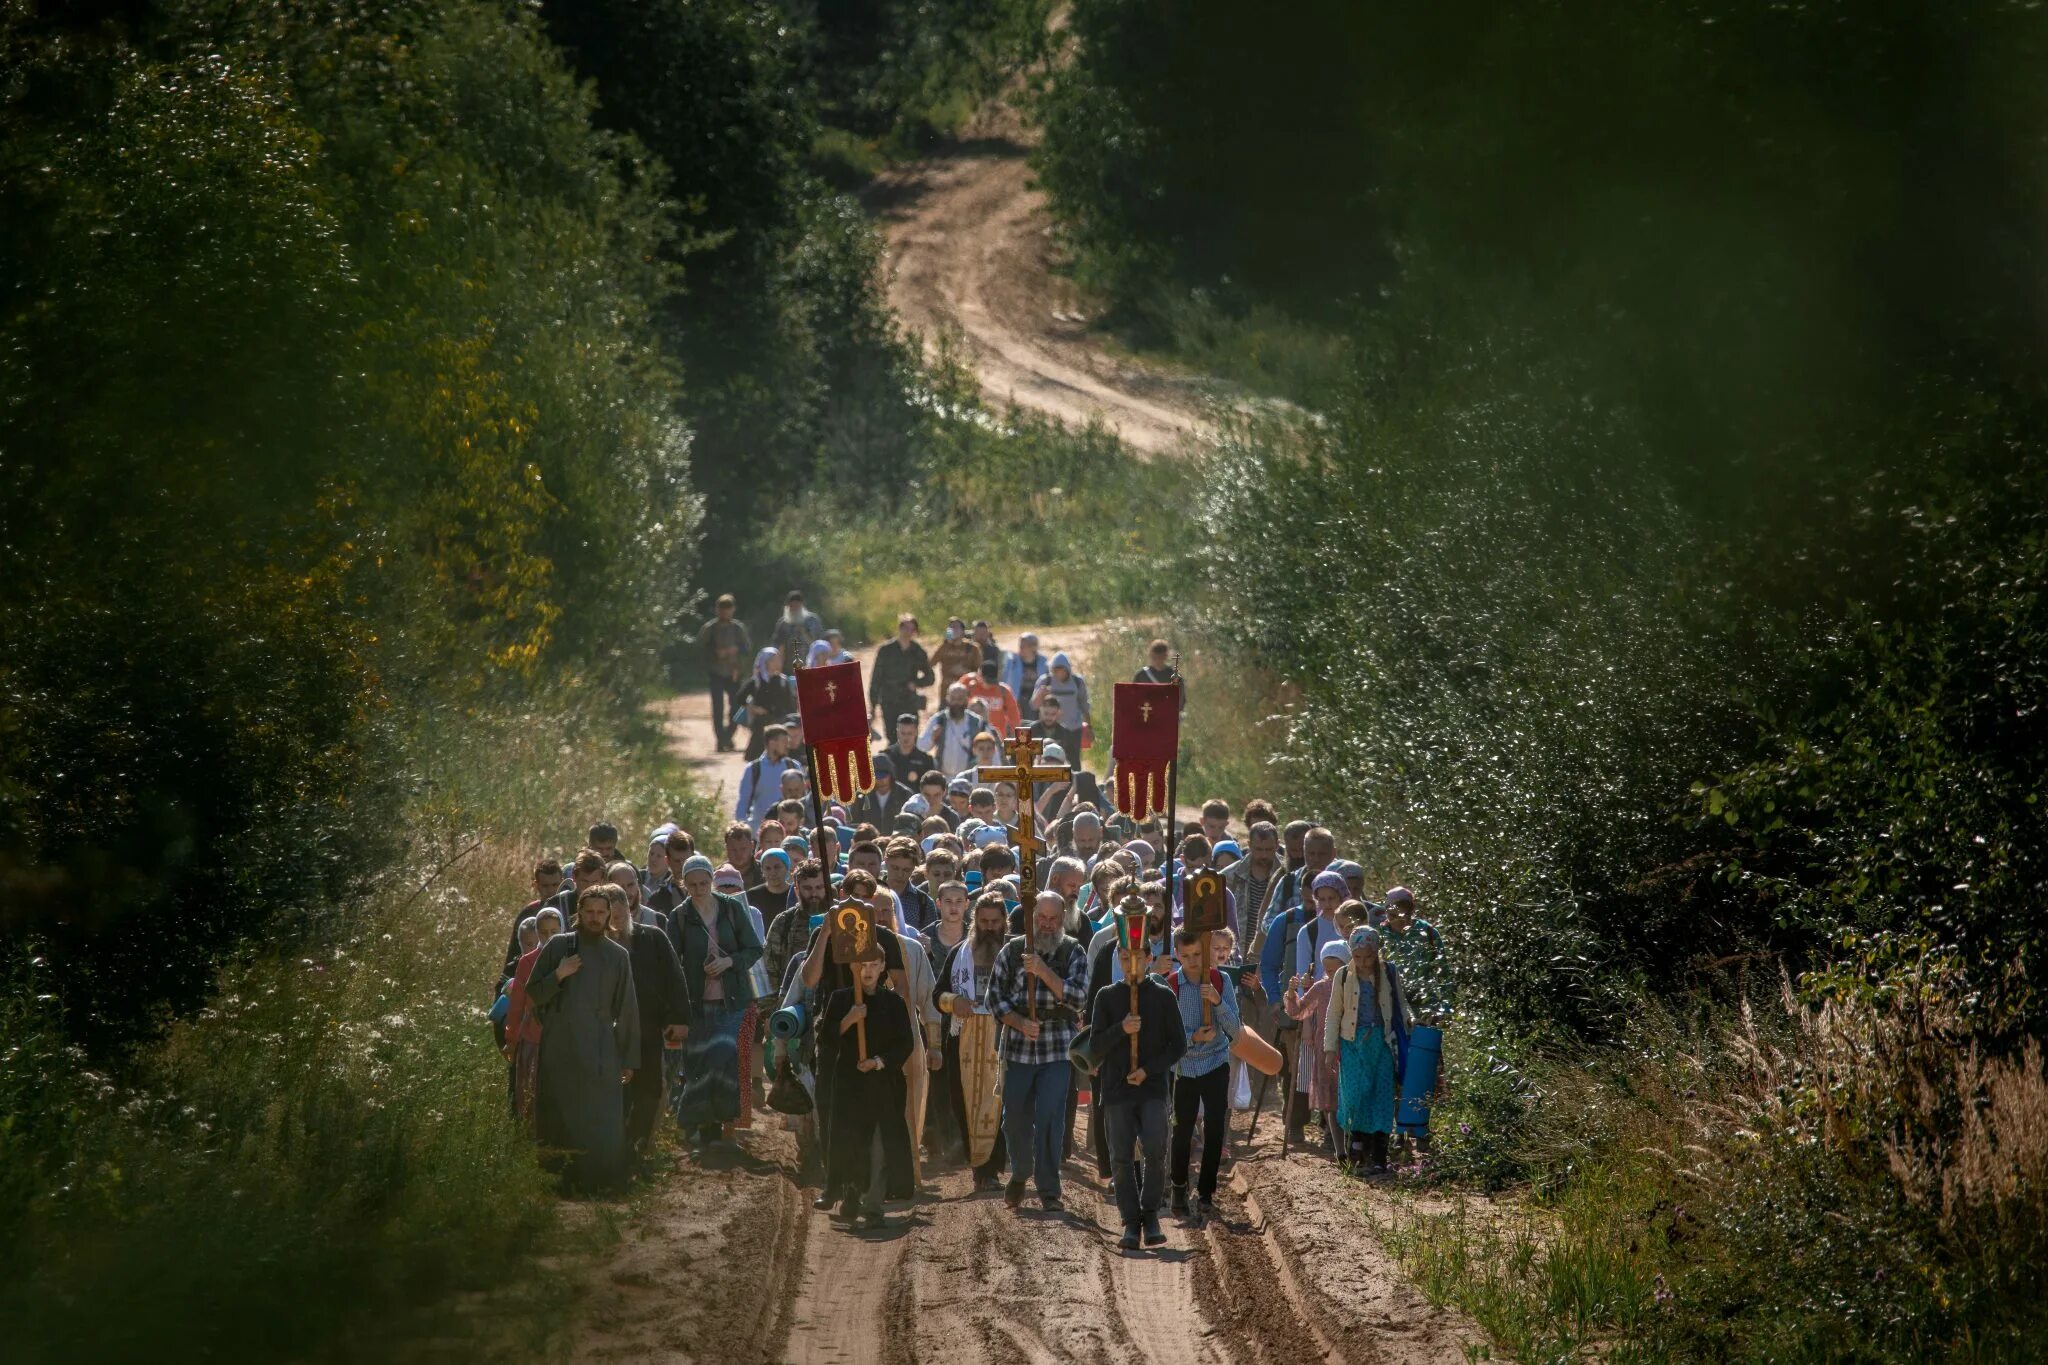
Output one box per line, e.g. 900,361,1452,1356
1397,1024,1443,1134
1230,1023,1285,1077
770,1000,810,1041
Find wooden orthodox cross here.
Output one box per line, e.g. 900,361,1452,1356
979,729,1071,1017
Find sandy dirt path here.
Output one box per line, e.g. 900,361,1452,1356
866,104,1212,459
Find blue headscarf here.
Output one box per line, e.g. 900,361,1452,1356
753,646,780,683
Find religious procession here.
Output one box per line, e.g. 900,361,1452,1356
493,600,1454,1255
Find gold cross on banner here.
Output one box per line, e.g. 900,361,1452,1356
825,679,838,702
1140,701,1153,722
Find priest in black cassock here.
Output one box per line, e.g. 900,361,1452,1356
527,884,640,1193
817,953,916,1229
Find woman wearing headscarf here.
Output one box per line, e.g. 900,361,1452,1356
1321,926,1412,1172
1283,936,1352,1156
670,855,765,1152
735,647,796,760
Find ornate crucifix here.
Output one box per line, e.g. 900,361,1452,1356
978,729,1071,1016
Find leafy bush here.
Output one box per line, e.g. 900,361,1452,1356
0,0,693,1047
0,685,713,1361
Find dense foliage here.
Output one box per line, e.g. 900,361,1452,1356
1043,2,2048,1352
0,0,696,1047
1047,0,2048,1035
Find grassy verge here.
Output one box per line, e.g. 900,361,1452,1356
752,347,1196,640
1370,970,2048,1364
0,693,716,1364
1076,620,1289,808
1091,286,1352,412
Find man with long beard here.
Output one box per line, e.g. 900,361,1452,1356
764,859,832,997
985,892,1089,1212
935,889,1013,1190
527,884,640,1193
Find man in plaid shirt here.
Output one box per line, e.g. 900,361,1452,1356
983,891,1090,1211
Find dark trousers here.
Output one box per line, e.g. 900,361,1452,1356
625,1059,665,1153
1003,1059,1071,1199
707,673,743,746
1171,1066,1230,1199
1102,1094,1169,1227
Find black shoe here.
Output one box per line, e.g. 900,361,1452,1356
1196,1194,1218,1221
812,1188,839,1212
1041,1195,1065,1213
1170,1185,1190,1217
1142,1214,1166,1246
1005,1180,1026,1210
859,1208,887,1230
1118,1225,1141,1251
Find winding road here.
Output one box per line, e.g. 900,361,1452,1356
866,103,1211,458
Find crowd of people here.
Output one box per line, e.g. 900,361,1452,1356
492,599,1451,1253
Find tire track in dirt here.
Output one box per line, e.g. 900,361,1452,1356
867,104,1210,459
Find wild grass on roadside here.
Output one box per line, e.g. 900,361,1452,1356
1376,958,2048,1364
1077,620,1289,810
756,345,1196,639
0,693,707,1364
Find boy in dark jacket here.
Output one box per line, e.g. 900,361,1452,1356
1088,949,1187,1250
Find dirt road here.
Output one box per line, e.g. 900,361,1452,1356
867,105,1210,458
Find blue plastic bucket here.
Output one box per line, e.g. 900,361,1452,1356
1397,1025,1443,1134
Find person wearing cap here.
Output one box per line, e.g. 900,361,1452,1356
696,593,753,752
881,711,936,787
945,775,975,821
769,590,823,664
1323,926,1412,1172
963,657,1022,740
1211,839,1242,871
932,617,981,692
1283,936,1353,1156
1380,887,1450,1021
871,616,935,736
1001,630,1049,701
849,752,911,828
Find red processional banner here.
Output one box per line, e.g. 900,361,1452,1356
794,660,874,803
1110,681,1180,821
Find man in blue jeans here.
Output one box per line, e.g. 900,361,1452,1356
984,892,1090,1212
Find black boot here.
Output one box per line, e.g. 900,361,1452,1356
1170,1184,1190,1217
1369,1131,1389,1171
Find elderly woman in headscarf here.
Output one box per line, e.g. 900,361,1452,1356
669,854,765,1153
1321,926,1412,1173
735,646,795,760
1283,936,1352,1156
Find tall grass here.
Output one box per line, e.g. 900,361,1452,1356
1378,958,2048,1363
755,343,1196,639
0,693,712,1363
